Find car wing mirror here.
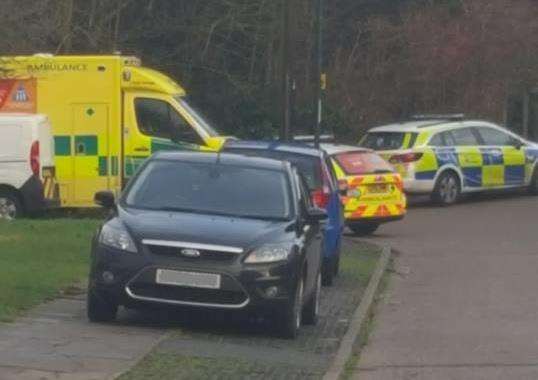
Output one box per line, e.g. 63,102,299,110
94,191,115,209
305,207,328,224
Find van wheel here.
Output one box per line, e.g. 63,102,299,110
302,271,321,325
528,168,538,195
87,289,118,323
348,223,379,236
278,276,303,339
432,171,460,206
0,190,22,220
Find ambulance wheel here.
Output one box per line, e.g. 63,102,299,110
432,171,460,206
348,222,379,236
528,168,538,195
0,190,23,220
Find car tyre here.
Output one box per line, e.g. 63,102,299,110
322,259,334,286
0,190,23,220
87,289,118,323
302,271,321,325
333,254,340,276
279,276,303,339
348,223,379,236
528,167,538,195
432,171,461,206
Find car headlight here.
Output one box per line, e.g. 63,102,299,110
245,244,292,264
99,221,137,253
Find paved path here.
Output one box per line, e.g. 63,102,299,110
0,296,166,380
354,193,538,380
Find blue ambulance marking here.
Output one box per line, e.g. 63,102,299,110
504,165,525,185
480,148,503,165
462,167,482,187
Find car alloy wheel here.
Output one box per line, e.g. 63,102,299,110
0,196,18,220
434,171,460,206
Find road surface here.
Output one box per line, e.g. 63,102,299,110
354,192,538,380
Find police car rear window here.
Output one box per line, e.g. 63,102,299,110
361,132,417,150
334,152,394,175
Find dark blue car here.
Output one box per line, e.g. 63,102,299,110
223,140,344,285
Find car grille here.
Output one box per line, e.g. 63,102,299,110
128,283,248,306
145,244,236,262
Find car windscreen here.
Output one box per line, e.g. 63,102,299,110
334,151,394,175
124,160,292,220
224,148,321,190
361,132,412,150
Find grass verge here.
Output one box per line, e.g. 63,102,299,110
340,255,393,380
0,218,100,322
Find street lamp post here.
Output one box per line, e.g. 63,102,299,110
280,0,292,142
314,0,324,148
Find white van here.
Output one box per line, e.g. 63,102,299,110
0,114,57,219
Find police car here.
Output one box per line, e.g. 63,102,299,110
360,115,538,205
322,144,406,235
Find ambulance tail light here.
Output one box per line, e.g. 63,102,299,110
389,152,423,164
30,141,40,176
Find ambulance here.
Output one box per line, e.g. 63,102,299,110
0,55,228,208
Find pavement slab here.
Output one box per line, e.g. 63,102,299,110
0,295,167,380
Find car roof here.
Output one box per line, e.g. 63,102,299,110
367,119,503,133
151,151,289,172
223,140,323,158
320,143,371,156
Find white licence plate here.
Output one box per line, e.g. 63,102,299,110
155,269,221,289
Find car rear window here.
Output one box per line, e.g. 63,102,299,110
361,132,417,150
334,151,394,175
125,160,292,220
224,148,321,190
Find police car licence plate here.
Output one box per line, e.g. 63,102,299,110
156,269,221,289
367,184,388,193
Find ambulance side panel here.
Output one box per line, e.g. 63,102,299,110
32,58,122,207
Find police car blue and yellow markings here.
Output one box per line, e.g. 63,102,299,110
412,145,538,188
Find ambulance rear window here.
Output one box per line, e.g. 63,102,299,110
361,132,416,150
334,151,394,175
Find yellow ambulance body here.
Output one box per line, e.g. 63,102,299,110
0,55,228,207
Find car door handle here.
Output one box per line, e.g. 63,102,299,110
134,146,149,153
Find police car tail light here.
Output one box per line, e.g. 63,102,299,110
389,152,423,164
30,141,40,177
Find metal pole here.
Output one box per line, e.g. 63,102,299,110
314,0,324,148
280,0,292,142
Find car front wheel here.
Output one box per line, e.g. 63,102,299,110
302,271,321,325
279,276,304,339
87,289,118,323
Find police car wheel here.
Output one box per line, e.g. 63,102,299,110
432,171,460,206
348,223,379,236
528,168,538,195
0,191,22,220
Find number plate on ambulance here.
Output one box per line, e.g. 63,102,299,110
156,269,221,289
